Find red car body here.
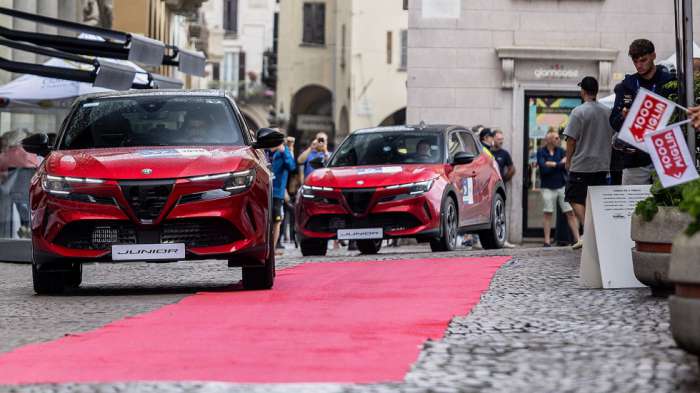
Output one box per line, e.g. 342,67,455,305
25,90,283,293
295,125,507,255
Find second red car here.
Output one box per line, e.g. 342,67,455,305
296,124,507,255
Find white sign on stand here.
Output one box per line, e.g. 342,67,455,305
579,185,651,289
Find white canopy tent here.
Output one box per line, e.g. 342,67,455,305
600,42,700,108
0,57,150,114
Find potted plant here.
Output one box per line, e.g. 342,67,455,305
632,179,692,296
669,179,700,359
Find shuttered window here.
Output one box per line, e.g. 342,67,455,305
400,30,408,70
302,3,326,45
224,0,238,34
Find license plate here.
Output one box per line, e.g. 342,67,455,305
337,228,383,240
112,243,186,261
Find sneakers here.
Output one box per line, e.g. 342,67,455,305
543,242,551,248
571,240,583,250
503,241,516,249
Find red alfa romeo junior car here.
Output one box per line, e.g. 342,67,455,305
22,90,284,294
295,124,507,256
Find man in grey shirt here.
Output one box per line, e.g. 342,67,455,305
563,76,615,248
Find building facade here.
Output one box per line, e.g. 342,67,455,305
276,0,408,148
199,0,277,130
112,0,208,88
408,0,700,243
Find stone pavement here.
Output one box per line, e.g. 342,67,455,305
0,245,698,392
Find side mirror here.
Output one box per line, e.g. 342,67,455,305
21,133,51,156
309,155,325,169
452,151,476,165
253,128,285,149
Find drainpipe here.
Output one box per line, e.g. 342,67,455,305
682,0,697,163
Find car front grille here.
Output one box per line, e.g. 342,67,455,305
54,219,242,250
341,189,375,215
119,180,174,222
161,219,242,248
305,213,422,233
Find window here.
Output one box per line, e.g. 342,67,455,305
459,132,480,155
386,31,393,64
403,0,408,10
341,24,346,70
448,132,462,160
223,0,238,34
61,97,245,149
303,3,325,45
400,30,408,70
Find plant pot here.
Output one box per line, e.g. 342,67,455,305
630,207,692,297
669,231,700,358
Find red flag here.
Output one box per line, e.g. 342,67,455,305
650,130,687,179
629,94,669,143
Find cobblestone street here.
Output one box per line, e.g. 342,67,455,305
0,245,698,392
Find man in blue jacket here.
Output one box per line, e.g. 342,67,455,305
609,39,675,185
270,135,297,252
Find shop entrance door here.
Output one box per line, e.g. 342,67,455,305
522,92,582,239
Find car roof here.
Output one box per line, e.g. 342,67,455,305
74,89,229,103
353,124,474,135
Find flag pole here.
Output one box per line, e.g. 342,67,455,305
682,0,697,164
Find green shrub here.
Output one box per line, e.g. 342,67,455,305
679,179,700,236
634,177,684,221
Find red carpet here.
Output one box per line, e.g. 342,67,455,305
0,257,508,384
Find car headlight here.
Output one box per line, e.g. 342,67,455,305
385,179,435,196
41,174,105,195
300,185,335,199
188,169,256,197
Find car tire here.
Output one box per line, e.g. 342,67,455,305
478,193,507,249
357,239,382,255
300,239,328,256
32,262,81,295
430,197,458,252
242,218,275,290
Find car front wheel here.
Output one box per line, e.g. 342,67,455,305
357,239,382,255
430,197,458,252
478,193,507,249
242,218,275,290
300,239,328,256
32,262,82,295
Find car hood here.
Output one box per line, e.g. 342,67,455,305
45,146,254,180
306,165,443,189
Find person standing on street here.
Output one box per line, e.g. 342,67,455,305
492,130,515,184
297,132,331,179
609,39,675,185
537,130,580,247
479,128,495,153
564,76,615,249
490,129,516,248
270,133,296,255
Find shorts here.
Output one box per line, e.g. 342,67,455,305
564,171,608,205
541,187,572,214
273,198,285,223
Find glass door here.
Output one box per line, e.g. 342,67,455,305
522,92,582,238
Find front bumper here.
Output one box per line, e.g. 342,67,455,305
295,185,442,240
31,177,270,264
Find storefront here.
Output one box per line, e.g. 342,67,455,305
495,47,618,240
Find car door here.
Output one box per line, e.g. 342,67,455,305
459,131,491,224
446,131,478,226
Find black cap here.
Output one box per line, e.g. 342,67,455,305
578,76,599,95
479,128,495,140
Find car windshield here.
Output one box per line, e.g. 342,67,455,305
60,96,245,149
328,132,444,167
